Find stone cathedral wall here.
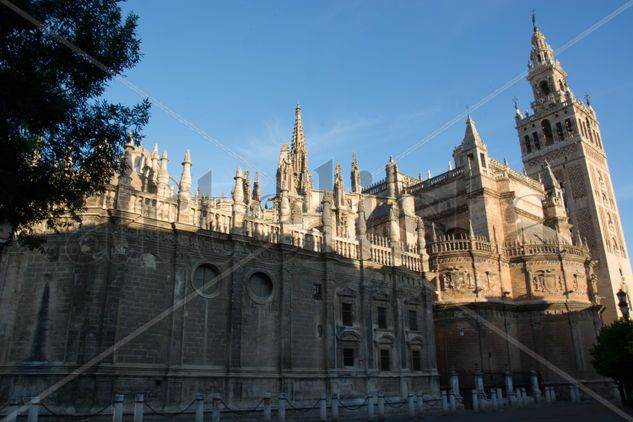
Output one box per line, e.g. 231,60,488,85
0,213,439,406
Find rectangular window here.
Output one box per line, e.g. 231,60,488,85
408,310,418,331
380,349,390,371
342,303,353,327
411,350,421,371
313,283,322,300
343,348,354,367
479,153,486,168
377,306,387,328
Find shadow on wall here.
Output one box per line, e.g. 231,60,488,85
0,220,439,408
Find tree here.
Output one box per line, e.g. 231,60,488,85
0,0,150,248
591,319,633,407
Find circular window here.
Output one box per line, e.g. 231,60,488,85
192,264,222,298
248,272,273,301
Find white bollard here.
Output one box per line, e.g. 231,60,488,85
544,386,551,404
441,390,448,413
417,393,425,414
6,397,20,422
449,368,461,399
530,369,542,401
278,393,286,422
133,393,144,422
491,389,498,410
320,393,327,421
474,369,485,394
449,392,456,414
408,393,416,418
472,389,479,412
113,394,124,422
211,394,221,422
332,393,339,421
264,393,272,422
569,385,576,403
195,393,204,422
496,387,504,408
367,393,375,421
504,369,514,402
377,392,385,421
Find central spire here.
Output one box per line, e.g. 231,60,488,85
289,103,312,199
291,103,305,151
463,115,484,147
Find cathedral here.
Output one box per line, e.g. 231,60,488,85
0,23,630,406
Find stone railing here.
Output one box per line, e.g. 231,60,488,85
428,234,495,254
367,233,390,247
362,178,387,195
401,251,422,272
201,210,232,234
332,236,359,260
243,219,279,242
407,168,465,195
504,241,587,258
488,158,542,191
371,244,393,266
428,235,587,260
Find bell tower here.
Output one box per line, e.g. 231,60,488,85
515,18,632,321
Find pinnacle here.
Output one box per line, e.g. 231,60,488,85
462,115,483,146
542,161,560,190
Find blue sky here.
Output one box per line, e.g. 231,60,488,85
105,0,633,253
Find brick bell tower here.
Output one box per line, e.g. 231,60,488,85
514,17,633,322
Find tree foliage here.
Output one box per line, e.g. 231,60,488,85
0,0,149,247
591,319,633,406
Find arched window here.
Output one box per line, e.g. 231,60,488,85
565,119,574,137
541,119,554,145
556,122,565,141
539,80,550,96
532,132,541,150
524,135,532,153
586,118,595,143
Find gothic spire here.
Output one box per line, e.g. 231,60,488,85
462,115,484,147
289,103,312,197
179,149,192,195
541,161,560,190
157,150,169,188
233,167,244,204
291,103,305,151
253,170,262,202
334,161,345,208
351,152,361,193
